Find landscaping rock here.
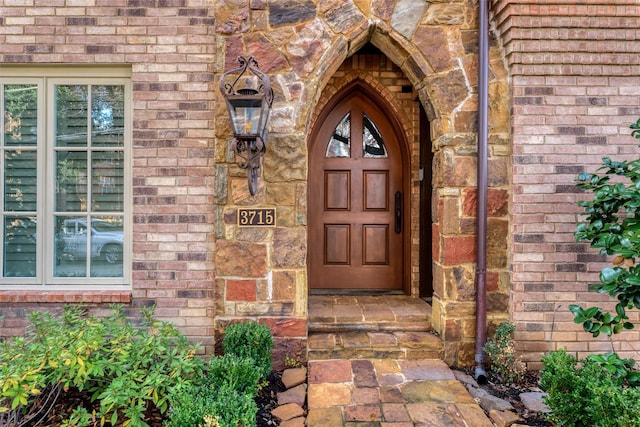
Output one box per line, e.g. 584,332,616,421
278,383,307,407
279,416,306,427
466,386,514,412
282,367,307,389
519,391,551,413
453,369,479,388
272,402,305,421
489,409,522,427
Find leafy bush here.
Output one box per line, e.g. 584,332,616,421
484,322,526,383
0,305,204,427
586,351,640,387
165,383,257,427
204,354,262,396
164,355,260,427
222,321,273,380
571,118,640,337
541,350,640,427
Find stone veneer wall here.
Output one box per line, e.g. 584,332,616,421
0,0,513,368
213,0,511,367
492,0,640,369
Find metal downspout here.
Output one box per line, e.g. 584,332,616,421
474,0,489,384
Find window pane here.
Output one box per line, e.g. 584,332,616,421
4,85,38,146
91,85,125,147
363,114,387,158
4,150,37,212
56,85,88,147
90,216,123,278
4,216,36,277
56,151,88,212
55,216,87,277
54,216,123,278
326,113,350,158
92,151,124,212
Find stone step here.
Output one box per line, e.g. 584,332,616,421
307,330,443,360
308,294,433,333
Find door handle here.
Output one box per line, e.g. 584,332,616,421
395,191,402,234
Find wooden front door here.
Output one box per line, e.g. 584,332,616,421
309,88,405,291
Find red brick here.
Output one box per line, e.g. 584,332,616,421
442,236,476,265
226,279,257,301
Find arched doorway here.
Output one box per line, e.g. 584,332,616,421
308,83,410,293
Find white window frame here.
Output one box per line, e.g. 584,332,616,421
0,67,132,290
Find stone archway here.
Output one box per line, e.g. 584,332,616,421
214,1,511,367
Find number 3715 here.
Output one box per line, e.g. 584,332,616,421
238,208,276,227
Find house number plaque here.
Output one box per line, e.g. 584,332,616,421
237,208,276,227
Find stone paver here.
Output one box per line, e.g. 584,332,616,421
272,403,304,422
307,358,493,427
281,367,307,389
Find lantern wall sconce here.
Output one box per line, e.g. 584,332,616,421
219,56,274,196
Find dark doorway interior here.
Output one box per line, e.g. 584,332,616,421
419,104,433,299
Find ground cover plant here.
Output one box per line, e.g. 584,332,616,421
484,321,526,384
0,307,274,427
0,305,204,427
165,321,274,427
540,118,640,426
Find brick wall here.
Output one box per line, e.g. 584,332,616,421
0,1,218,353
492,0,640,368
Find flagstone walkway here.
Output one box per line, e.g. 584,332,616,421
306,358,493,427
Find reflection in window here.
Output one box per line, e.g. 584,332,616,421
3,217,36,277
363,114,387,158
54,217,123,278
53,84,125,279
0,77,128,285
56,85,88,147
4,85,38,146
326,113,351,158
3,84,38,278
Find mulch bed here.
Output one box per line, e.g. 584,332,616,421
31,368,551,427
30,372,285,427
479,370,553,427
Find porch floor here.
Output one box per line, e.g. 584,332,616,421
307,294,442,361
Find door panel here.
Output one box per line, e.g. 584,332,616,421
363,225,388,265
325,171,350,210
325,225,350,264
310,88,405,291
364,171,388,210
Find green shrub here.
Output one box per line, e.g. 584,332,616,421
0,304,204,427
484,322,526,383
571,118,640,337
204,354,261,397
541,349,640,427
165,383,257,427
164,360,259,427
222,321,273,380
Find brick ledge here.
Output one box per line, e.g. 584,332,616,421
0,291,131,304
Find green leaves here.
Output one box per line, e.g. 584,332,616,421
574,131,640,339
0,304,204,427
569,303,633,338
541,350,640,426
483,322,526,384
223,321,274,381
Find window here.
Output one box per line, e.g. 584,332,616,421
325,113,388,159
0,68,131,289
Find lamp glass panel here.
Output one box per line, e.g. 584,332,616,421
232,106,262,136
228,97,263,137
